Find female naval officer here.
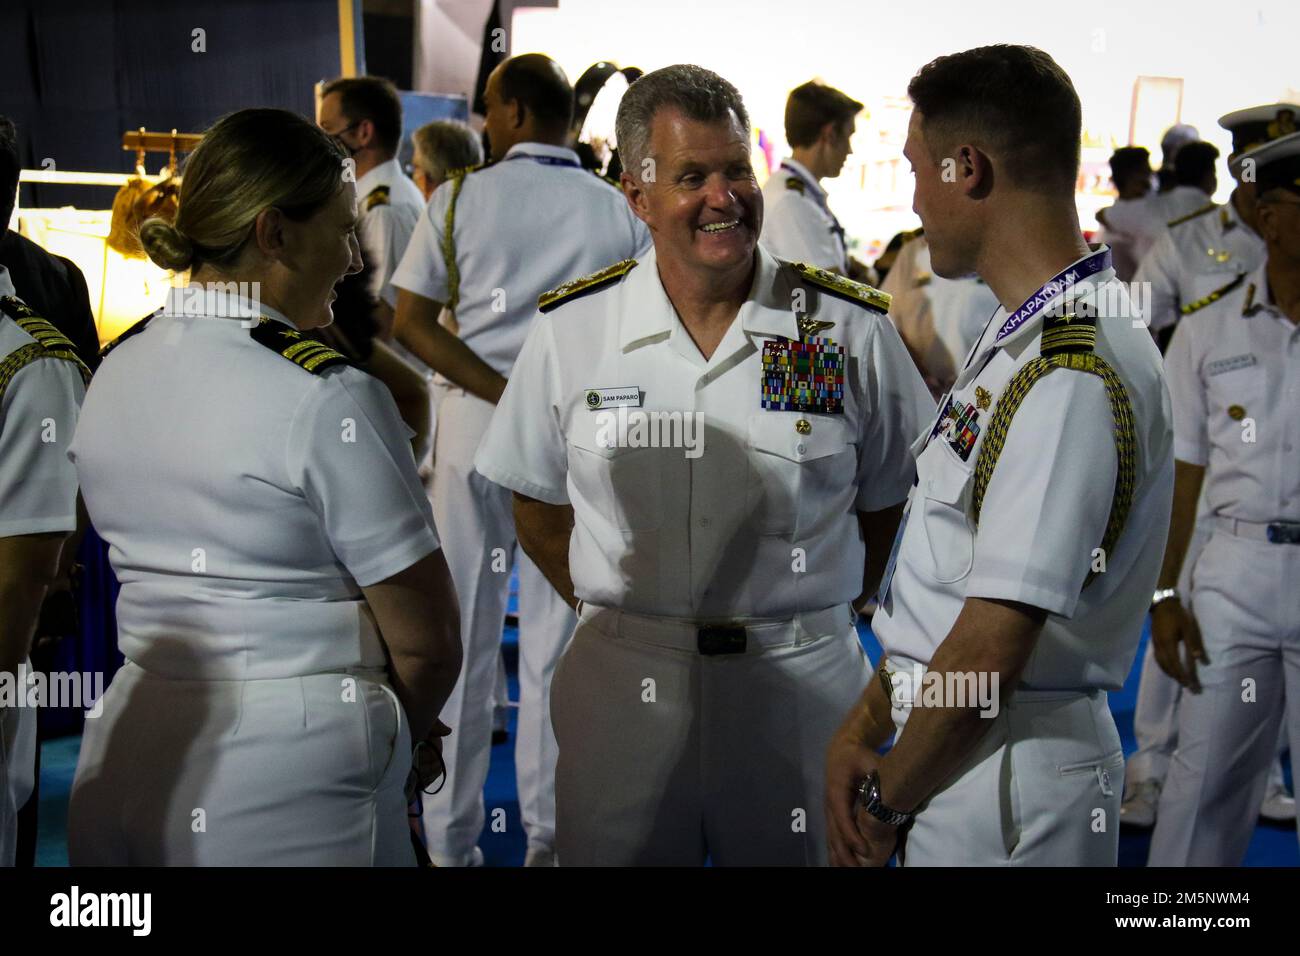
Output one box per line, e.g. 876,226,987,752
66,109,461,865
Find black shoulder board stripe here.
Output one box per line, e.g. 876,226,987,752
99,313,156,359
1167,202,1217,228
538,259,638,313
0,296,92,382
1180,272,1246,316
788,261,891,313
249,319,352,374
1041,312,1098,357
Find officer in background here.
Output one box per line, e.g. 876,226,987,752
475,64,931,865
825,45,1173,867
0,265,87,866
881,229,999,398
1120,104,1299,827
762,81,869,279
319,76,426,338
1097,146,1155,281
392,53,649,867
1135,104,1299,347
1146,131,1300,865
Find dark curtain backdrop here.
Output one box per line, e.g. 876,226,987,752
0,0,346,212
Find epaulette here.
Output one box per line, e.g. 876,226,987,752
454,159,494,178
99,313,155,359
785,177,805,195
538,259,638,313
1040,311,1098,357
364,185,390,211
1180,272,1246,316
0,295,92,385
1167,202,1217,228
592,169,622,190
249,318,351,374
788,261,891,313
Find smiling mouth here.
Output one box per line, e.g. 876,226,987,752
699,219,741,234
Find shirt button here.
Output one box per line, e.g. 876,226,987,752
699,516,711,528
795,442,807,455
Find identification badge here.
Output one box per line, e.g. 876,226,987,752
936,396,981,461
1206,353,1257,377
584,386,642,410
760,336,845,413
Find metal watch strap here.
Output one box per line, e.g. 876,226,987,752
1150,587,1180,610
858,770,913,828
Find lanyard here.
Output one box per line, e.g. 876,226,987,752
505,152,581,168
993,248,1111,344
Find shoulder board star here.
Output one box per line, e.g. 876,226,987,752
1181,272,1247,316
1167,202,1217,228
785,177,805,195
363,185,390,211
538,259,638,313
249,317,351,374
788,261,891,314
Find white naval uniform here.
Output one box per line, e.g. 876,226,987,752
67,290,439,865
357,157,427,309
873,248,1174,866
881,236,999,390
760,158,848,272
1134,199,1265,335
474,245,933,865
391,140,650,864
0,267,85,867
1148,264,1300,865
1125,197,1266,798
1098,190,1204,283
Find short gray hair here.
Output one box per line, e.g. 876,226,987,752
412,120,483,182
615,65,751,182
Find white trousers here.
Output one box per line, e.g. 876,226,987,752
899,689,1124,866
1,666,37,867
420,386,575,863
69,661,414,865
550,603,867,866
1127,521,1288,795
1148,531,1300,865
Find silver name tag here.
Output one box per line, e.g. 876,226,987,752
584,386,643,410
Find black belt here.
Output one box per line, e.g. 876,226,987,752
697,625,747,655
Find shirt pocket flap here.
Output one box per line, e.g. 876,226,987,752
748,414,853,464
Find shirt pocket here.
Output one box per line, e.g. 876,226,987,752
1205,361,1265,427
746,413,855,536
917,444,975,583
566,414,664,532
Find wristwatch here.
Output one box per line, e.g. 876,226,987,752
856,770,914,828
1150,587,1180,611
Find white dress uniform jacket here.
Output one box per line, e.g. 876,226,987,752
67,290,440,865
357,157,426,309
0,266,86,867
475,246,933,864
391,140,651,865
760,158,847,273
873,247,1175,865
1149,263,1300,864
1134,199,1265,334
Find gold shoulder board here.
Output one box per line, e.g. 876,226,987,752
789,261,891,314
0,296,91,382
364,185,391,211
785,177,805,194
249,319,351,374
538,259,638,313
1180,272,1246,316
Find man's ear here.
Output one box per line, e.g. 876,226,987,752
508,97,525,131
621,171,652,225
252,206,287,260
355,117,377,150
958,143,994,199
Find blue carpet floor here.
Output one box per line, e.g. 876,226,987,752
35,616,1296,867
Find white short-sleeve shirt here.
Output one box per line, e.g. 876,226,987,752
1134,199,1265,333
391,142,651,376
473,245,934,619
873,249,1175,691
0,266,84,537
68,289,440,680
759,158,847,273
1164,262,1300,522
356,157,426,309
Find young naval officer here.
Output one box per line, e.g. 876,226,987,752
474,64,932,865
824,45,1174,867
391,53,649,867
761,81,867,278
1146,131,1300,865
